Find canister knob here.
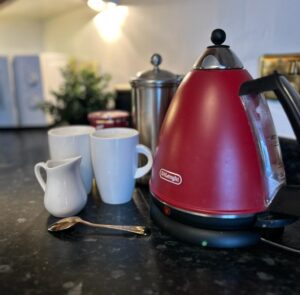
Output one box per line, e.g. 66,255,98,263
151,54,162,70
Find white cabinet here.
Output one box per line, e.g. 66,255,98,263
0,57,18,127
12,53,67,127
13,55,46,127
0,53,67,128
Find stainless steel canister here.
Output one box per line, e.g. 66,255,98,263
130,53,182,184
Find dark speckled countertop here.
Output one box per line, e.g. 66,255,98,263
1,130,300,295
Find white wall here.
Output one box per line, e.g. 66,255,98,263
1,0,299,89
42,0,300,138
43,0,300,84
0,19,44,55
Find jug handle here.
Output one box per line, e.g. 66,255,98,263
34,162,47,192
134,144,153,179
239,72,300,143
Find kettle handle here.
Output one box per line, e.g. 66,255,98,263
240,74,300,219
239,72,300,143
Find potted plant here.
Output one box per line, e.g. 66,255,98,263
40,58,115,125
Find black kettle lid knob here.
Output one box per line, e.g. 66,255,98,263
211,29,226,46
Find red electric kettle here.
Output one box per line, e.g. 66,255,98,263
149,29,300,248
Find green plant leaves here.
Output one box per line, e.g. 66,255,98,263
39,59,115,124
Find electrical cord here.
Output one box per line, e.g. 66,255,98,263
261,237,300,254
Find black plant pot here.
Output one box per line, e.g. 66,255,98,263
68,116,90,125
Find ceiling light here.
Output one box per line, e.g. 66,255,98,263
93,5,128,42
87,0,120,12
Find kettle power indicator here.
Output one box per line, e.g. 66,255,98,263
159,169,182,185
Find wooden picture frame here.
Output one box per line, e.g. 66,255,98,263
260,54,300,99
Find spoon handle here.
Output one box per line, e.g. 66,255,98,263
80,220,150,236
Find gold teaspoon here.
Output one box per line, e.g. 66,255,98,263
48,216,150,236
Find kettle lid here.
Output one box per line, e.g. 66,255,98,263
193,29,243,70
130,53,181,86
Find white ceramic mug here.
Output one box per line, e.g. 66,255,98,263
90,128,153,204
48,125,95,193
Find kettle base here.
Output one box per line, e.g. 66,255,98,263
150,201,261,248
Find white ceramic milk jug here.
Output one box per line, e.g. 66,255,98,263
34,156,87,217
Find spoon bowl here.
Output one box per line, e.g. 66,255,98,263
48,217,82,232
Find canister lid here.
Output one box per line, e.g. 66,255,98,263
130,54,182,87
